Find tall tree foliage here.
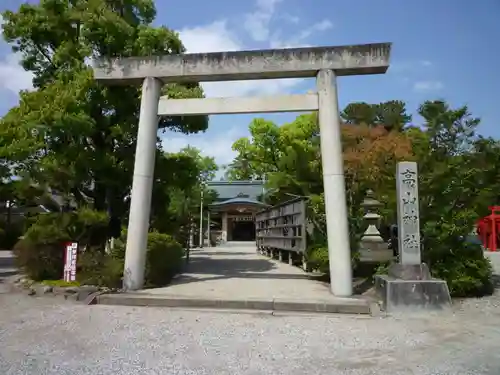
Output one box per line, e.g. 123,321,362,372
410,101,498,295
341,100,412,131
228,100,499,296
155,146,218,244
0,0,208,239
226,114,413,252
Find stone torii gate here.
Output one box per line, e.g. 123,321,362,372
93,43,392,296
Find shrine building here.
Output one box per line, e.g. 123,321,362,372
207,180,269,242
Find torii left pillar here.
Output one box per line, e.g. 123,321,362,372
123,77,162,291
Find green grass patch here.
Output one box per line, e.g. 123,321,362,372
41,279,81,287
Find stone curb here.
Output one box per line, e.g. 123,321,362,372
94,293,374,315
4,275,117,304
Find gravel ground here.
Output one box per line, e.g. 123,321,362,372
1,292,500,375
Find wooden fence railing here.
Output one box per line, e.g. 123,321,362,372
255,197,308,267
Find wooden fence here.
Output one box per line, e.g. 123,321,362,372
255,197,307,256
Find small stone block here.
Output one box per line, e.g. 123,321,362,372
85,291,104,305
375,274,451,312
35,285,53,296
75,286,99,301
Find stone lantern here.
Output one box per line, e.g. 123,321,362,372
359,189,391,262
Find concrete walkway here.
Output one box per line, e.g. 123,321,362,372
144,242,332,299
97,242,373,314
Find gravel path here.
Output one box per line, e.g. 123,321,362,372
1,292,500,374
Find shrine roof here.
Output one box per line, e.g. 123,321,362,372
209,197,269,208
207,180,265,201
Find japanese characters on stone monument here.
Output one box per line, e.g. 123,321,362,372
396,161,421,265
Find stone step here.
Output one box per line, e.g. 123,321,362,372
93,293,377,315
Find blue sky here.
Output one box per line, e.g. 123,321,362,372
1,0,499,168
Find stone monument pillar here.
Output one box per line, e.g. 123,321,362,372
375,161,451,312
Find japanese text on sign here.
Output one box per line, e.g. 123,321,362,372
396,162,421,265
63,242,78,282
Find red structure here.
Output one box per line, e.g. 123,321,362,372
477,206,500,252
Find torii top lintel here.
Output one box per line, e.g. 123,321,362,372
93,42,392,85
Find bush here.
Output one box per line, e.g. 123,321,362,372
307,246,329,274
77,249,123,288
427,241,494,297
12,209,109,282
145,232,184,287
307,245,361,276
13,219,69,280
112,231,185,288
306,193,364,278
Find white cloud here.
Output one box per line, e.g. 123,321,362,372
244,0,283,42
391,60,433,73
167,0,334,167
297,19,333,40
413,80,444,92
177,0,333,98
0,14,34,94
0,52,34,94
179,21,242,54
178,19,302,98
272,19,332,48
280,14,300,24
162,126,247,167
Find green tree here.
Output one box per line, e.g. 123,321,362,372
226,114,412,262
229,100,497,297
154,147,218,250
224,155,256,181
408,100,496,296
341,100,411,131
341,102,376,126
0,0,208,243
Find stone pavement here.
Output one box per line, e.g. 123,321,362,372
97,242,374,314
144,242,333,299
